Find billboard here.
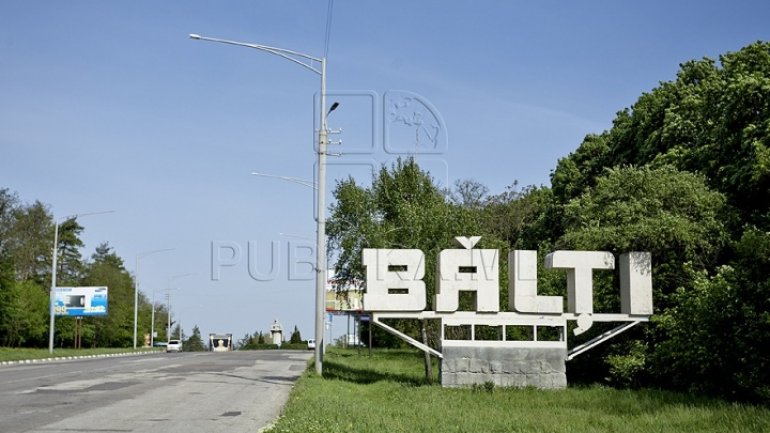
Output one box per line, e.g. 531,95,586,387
54,286,108,317
325,276,364,312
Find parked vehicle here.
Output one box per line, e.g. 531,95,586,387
166,339,182,353
307,339,316,350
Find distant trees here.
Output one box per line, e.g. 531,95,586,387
238,329,304,350
0,188,156,348
0,190,58,347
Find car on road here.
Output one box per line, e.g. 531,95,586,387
307,339,315,350
166,339,182,352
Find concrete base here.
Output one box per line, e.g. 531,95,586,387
441,345,567,389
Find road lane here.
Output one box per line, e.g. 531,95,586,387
0,350,311,433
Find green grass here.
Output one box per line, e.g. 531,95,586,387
267,348,770,433
0,347,161,362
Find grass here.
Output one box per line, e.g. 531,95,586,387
267,348,770,433
0,347,161,362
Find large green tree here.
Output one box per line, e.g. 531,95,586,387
80,243,136,348
328,158,508,380
329,158,504,308
543,41,770,401
6,200,52,283
559,166,730,305
0,280,48,347
552,41,770,228
550,166,732,387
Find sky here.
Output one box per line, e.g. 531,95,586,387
2,1,769,344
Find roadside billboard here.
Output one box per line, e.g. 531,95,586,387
325,272,364,312
54,286,108,317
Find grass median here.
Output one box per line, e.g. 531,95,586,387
0,347,162,362
267,348,770,433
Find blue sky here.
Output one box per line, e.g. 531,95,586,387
2,1,769,343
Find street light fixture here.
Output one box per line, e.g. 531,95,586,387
190,32,334,375
251,172,316,190
49,210,114,353
134,248,174,349
151,273,193,347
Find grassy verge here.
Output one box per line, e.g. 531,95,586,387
267,348,770,433
0,347,161,362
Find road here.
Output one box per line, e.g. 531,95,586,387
0,350,312,433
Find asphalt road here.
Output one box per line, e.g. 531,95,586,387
0,350,312,433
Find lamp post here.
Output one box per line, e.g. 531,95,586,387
49,210,114,354
134,248,174,349
155,273,192,346
190,33,335,375
165,289,176,340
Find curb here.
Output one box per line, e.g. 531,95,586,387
0,350,163,366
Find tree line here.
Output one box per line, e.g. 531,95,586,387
0,190,172,348
327,41,770,403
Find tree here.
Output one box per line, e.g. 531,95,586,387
540,42,770,401
184,325,206,351
55,218,85,286
0,189,20,258
448,179,489,209
237,332,255,349
328,158,507,381
289,325,302,344
329,158,501,309
80,243,135,347
559,166,730,306
551,41,770,229
655,229,770,402
0,280,48,347
550,165,731,387
7,200,52,283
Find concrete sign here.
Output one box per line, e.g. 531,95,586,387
362,236,653,388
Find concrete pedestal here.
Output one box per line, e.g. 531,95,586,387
441,345,567,389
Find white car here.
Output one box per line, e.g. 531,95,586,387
166,339,182,353
307,339,316,350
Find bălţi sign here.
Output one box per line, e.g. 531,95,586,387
361,236,653,388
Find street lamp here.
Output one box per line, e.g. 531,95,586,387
134,248,174,349
251,172,317,190
154,273,193,346
190,33,334,375
165,289,176,341
49,210,114,353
